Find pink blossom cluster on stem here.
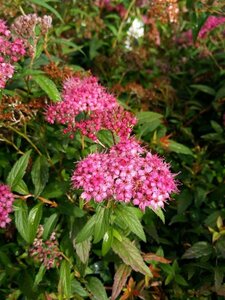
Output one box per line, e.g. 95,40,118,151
0,19,25,89
0,184,14,228
46,75,178,210
72,138,178,211
46,76,137,141
29,226,62,269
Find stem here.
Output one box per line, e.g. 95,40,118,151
14,194,58,207
112,0,136,49
0,136,24,155
7,125,42,156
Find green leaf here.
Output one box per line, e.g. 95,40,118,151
190,84,216,95
211,120,223,134
59,261,71,299
93,207,110,244
112,236,152,277
137,111,163,136
167,140,193,155
152,208,165,223
28,203,43,244
43,213,58,240
13,180,29,195
32,75,61,102
74,238,91,264
76,215,96,243
6,150,32,190
71,278,89,297
115,205,146,242
34,264,46,287
30,0,64,22
14,199,29,243
102,228,113,256
31,156,49,197
86,277,108,300
111,264,132,300
215,85,225,100
182,242,213,259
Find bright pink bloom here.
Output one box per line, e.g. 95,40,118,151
46,76,136,141
0,184,14,228
198,16,225,38
72,138,178,211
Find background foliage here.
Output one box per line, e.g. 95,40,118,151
0,0,225,299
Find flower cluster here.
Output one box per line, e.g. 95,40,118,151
0,19,25,89
29,225,62,269
72,138,178,211
11,14,52,57
198,16,225,38
0,184,14,228
46,76,136,141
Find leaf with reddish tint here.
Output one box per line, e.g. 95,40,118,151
111,264,132,300
112,236,152,277
143,253,171,264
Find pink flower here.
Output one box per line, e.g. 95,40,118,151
72,138,178,211
198,16,225,38
46,76,137,141
0,184,14,228
0,18,26,89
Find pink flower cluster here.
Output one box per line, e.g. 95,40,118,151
46,76,137,141
72,138,178,211
30,226,62,269
95,0,127,18
0,19,25,88
0,184,14,228
176,16,225,47
198,16,225,38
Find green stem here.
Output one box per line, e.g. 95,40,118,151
0,136,24,155
112,0,136,49
7,125,42,156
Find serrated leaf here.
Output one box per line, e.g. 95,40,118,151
14,199,29,243
102,228,113,256
182,242,213,259
28,203,43,244
74,237,91,264
190,84,215,95
76,215,96,243
111,264,132,300
152,208,165,223
143,253,171,264
6,150,31,190
115,205,146,242
32,75,61,102
58,260,71,298
31,156,49,197
93,207,110,244
112,236,152,277
167,140,193,155
86,277,108,300
13,180,29,195
137,111,163,123
71,278,89,297
43,213,58,240
34,264,46,287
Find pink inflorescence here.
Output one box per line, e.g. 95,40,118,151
198,15,225,38
72,138,178,211
0,19,25,89
45,76,136,141
30,226,62,269
0,184,14,228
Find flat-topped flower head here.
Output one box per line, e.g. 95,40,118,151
72,138,178,211
46,75,118,125
0,184,14,228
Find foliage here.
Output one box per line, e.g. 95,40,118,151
0,0,225,299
